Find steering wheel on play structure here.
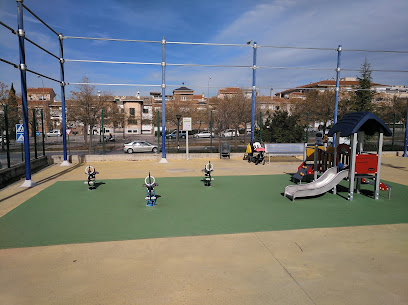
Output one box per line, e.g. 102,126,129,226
85,165,96,175
336,144,351,165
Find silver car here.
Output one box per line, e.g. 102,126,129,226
123,141,158,154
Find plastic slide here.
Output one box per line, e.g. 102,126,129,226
284,167,349,201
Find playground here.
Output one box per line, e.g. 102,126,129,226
1,155,408,304
0,2,407,304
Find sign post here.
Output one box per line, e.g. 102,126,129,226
16,124,24,162
66,129,72,155
16,124,24,144
183,117,192,160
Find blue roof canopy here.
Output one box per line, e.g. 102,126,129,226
328,112,392,137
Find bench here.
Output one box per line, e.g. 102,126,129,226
220,142,231,159
264,143,306,163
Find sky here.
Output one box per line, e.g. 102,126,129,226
0,0,407,100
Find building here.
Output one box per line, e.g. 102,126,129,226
114,92,154,135
217,87,259,99
27,87,57,133
27,87,56,103
275,77,388,99
172,85,194,102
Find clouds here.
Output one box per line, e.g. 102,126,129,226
0,0,407,98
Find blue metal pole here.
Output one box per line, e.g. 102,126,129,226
251,42,257,142
58,34,68,163
16,0,32,184
402,99,408,157
333,45,342,146
161,37,167,160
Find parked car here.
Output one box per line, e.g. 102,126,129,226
123,141,158,154
0,136,9,144
166,130,187,139
46,130,61,137
221,129,239,137
193,131,214,138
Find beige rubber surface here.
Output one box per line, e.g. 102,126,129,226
1,155,408,304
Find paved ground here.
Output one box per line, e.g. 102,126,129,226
1,155,408,304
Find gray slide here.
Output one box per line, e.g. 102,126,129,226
284,167,349,201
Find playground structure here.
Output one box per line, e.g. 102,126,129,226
202,161,214,186
285,112,392,201
85,165,99,190
143,172,159,206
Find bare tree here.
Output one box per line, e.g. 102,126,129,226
67,77,106,153
293,90,336,132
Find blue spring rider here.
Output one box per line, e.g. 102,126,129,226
143,172,158,206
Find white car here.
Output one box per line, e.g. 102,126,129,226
123,141,158,154
193,131,214,138
221,129,239,137
47,130,61,137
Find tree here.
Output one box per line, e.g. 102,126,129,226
292,90,336,133
260,110,304,143
4,83,20,136
229,92,252,143
67,77,106,153
374,96,407,123
351,58,375,112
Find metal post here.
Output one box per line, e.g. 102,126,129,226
176,114,181,153
402,99,408,157
313,143,318,181
4,105,10,168
375,132,384,200
38,75,46,134
250,42,257,142
392,113,396,151
333,45,342,146
16,0,34,187
348,133,358,201
157,110,160,151
210,110,213,153
102,109,105,154
306,112,309,143
58,33,69,165
259,111,262,143
32,108,37,159
41,108,45,156
160,37,167,162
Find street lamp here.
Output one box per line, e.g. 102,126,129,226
38,75,46,133
208,77,211,103
97,90,101,143
176,114,182,153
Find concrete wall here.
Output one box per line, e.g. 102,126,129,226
0,156,53,188
51,153,244,163
50,150,400,164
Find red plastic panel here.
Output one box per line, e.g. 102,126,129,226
355,154,378,174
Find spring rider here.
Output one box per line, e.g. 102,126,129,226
143,172,159,206
85,165,99,190
202,161,214,186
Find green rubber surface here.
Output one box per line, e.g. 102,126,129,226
1,174,407,249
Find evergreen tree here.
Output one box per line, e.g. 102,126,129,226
259,110,304,143
352,58,374,112
7,83,20,135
